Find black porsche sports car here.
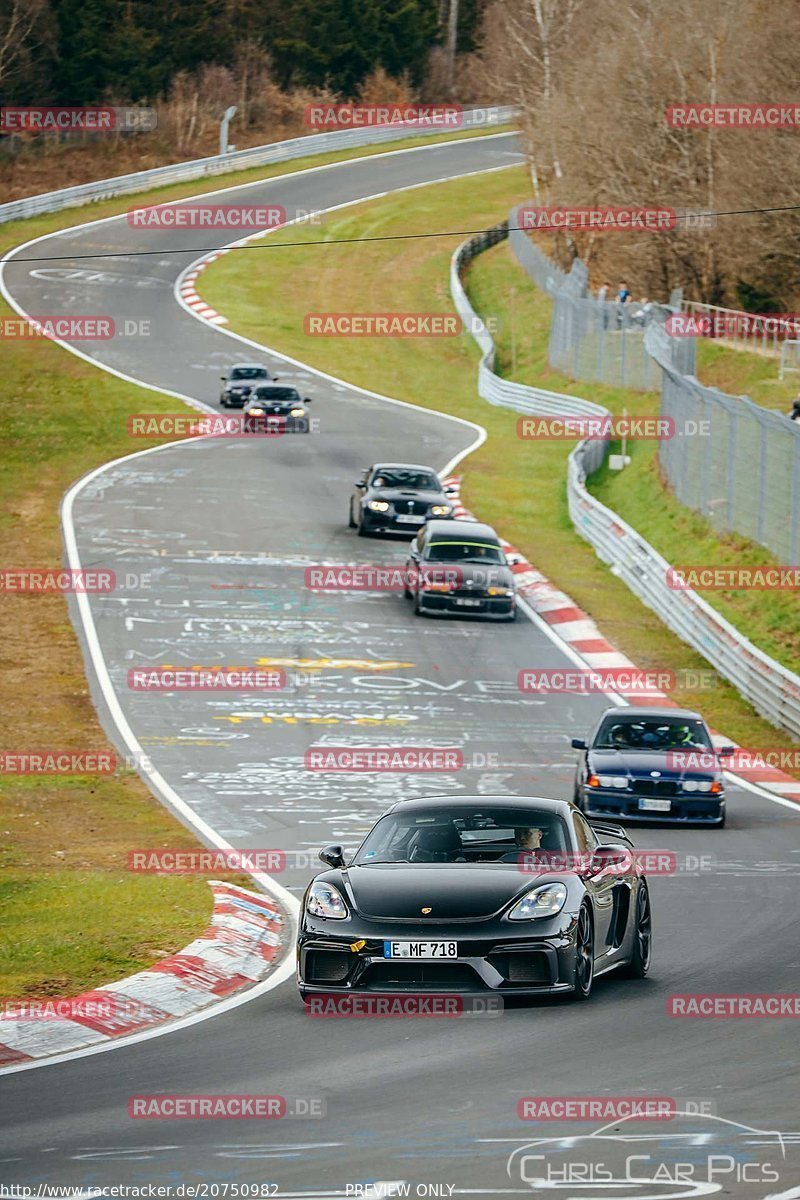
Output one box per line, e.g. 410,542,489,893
297,795,652,1002
571,706,733,826
242,386,312,432
219,362,275,406
349,462,455,536
404,519,517,619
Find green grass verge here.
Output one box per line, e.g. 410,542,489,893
696,340,797,412
5,128,502,995
198,171,800,764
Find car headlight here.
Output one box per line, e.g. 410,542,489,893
683,779,721,793
430,505,452,516
367,500,390,512
306,880,348,920
508,883,568,921
425,582,455,592
487,586,512,596
247,407,264,416
598,775,629,789
289,408,305,417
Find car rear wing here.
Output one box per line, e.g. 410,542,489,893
588,820,633,845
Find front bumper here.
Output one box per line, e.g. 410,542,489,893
417,591,515,619
243,416,309,434
362,512,430,534
583,787,725,824
297,913,579,996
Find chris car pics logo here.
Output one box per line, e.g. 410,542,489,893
506,1111,787,1196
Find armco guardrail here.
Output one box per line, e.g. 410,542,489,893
450,221,609,475
451,224,800,739
0,107,516,225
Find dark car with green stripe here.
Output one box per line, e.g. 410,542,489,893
404,519,517,620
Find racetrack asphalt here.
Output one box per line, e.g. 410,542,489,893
1,133,798,1198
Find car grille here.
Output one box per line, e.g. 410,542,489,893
633,779,679,797
306,949,352,983
363,961,478,987
487,952,552,985
396,500,426,515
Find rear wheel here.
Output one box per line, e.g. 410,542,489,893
347,502,356,529
571,904,594,1000
622,882,652,978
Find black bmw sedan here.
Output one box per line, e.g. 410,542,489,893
349,463,455,536
297,795,652,1003
219,362,274,406
571,706,733,826
242,386,312,432
404,519,517,620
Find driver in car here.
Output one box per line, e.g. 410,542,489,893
499,826,547,866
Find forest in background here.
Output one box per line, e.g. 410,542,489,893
3,0,799,307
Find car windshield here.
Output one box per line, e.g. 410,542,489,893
594,716,713,751
251,387,301,403
424,540,504,564
352,807,570,865
371,469,439,490
230,367,268,380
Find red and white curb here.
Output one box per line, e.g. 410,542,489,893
0,881,283,1066
179,249,232,324
444,475,800,805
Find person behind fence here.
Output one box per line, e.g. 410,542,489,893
616,280,631,327
632,296,652,326
788,394,800,422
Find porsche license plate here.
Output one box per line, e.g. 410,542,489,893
384,941,458,959
638,797,672,812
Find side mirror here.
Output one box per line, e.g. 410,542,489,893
571,738,588,750
717,745,734,757
304,396,313,403
220,375,227,381
444,485,458,495
355,480,367,489
590,844,630,872
319,844,345,869
272,375,279,381
507,554,522,566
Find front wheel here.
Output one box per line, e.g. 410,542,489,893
348,503,357,529
622,882,652,978
571,904,594,1000
357,516,369,537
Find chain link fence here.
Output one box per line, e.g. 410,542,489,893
506,207,799,563
508,204,687,392
452,224,800,738
647,324,800,563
